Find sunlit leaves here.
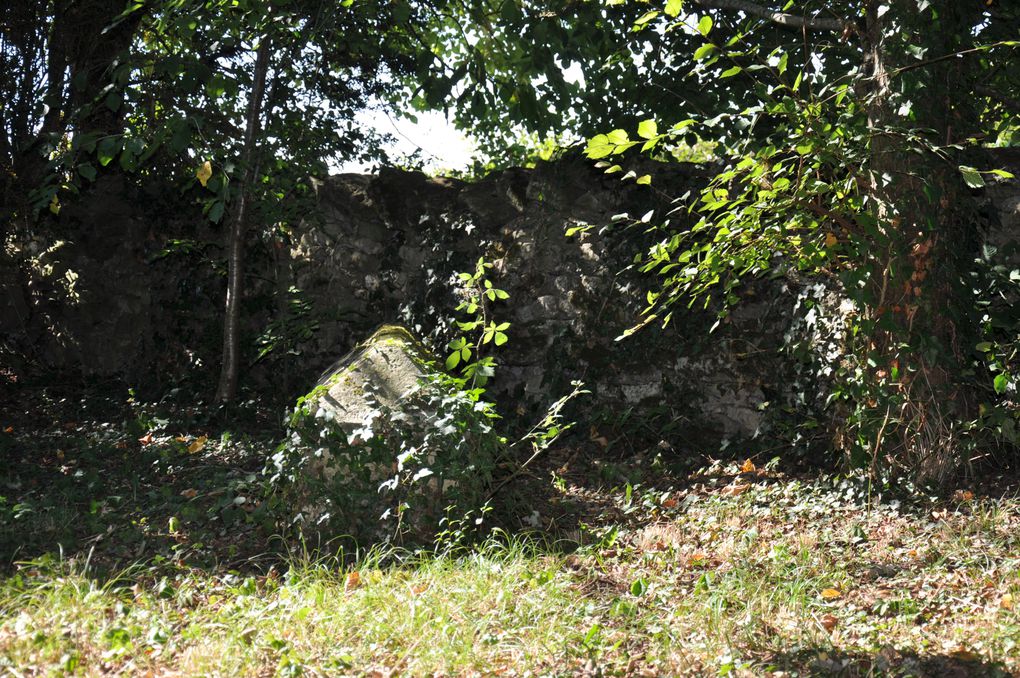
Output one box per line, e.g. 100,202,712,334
697,15,712,37
637,119,658,139
959,165,985,189
664,0,683,17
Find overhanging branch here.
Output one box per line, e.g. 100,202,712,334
693,0,853,33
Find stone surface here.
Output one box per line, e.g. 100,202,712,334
315,325,432,428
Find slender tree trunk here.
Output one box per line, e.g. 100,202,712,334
216,36,271,404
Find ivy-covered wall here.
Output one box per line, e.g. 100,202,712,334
4,155,1018,457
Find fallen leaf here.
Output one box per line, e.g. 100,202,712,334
345,571,361,592
187,435,208,454
3,426,12,434
180,488,198,499
740,458,756,473
687,552,710,566
1001,593,1014,611
720,482,749,497
952,489,974,502
821,613,838,632
661,497,678,509
820,588,842,600
138,432,154,445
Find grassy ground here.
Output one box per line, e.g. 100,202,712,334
2,385,1019,676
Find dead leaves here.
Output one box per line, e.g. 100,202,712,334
820,588,843,600
345,571,361,592
720,482,750,497
196,160,212,187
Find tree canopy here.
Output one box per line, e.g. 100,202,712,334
2,0,1019,480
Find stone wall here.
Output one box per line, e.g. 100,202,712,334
283,158,827,451
4,153,1019,456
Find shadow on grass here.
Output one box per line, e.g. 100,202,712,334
767,646,1015,677
0,380,286,575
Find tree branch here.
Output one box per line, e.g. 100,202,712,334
975,84,1020,115
693,0,853,33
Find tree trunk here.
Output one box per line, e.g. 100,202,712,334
858,0,983,483
215,37,271,404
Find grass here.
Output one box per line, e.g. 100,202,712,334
2,466,1019,676
2,386,1019,675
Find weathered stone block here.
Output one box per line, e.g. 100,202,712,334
270,325,502,546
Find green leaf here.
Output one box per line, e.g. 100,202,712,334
637,119,658,139
208,200,225,223
494,332,508,346
697,15,712,36
104,90,123,112
607,129,630,144
693,43,715,61
630,578,648,596
664,0,683,17
77,163,97,182
585,134,615,159
445,352,461,370
994,373,1008,394
635,175,652,185
777,52,789,75
959,165,985,189
635,10,659,25
989,168,1015,179
720,65,742,78
97,137,120,167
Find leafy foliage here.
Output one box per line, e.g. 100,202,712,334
583,0,1020,483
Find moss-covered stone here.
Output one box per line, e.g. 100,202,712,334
269,325,503,547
